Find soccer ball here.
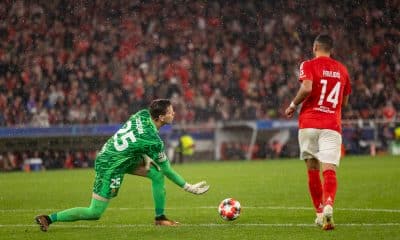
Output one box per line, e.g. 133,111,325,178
218,198,241,221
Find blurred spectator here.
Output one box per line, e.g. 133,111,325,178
390,125,400,155
173,130,195,164
382,102,396,123
378,124,394,151
0,152,18,171
0,149,96,172
270,140,283,159
222,141,246,160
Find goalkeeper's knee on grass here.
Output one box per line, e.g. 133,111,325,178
85,199,107,220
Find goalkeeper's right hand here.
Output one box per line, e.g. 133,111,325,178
183,181,210,195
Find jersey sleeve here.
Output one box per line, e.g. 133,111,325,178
146,140,169,164
159,160,186,187
299,61,313,82
146,142,186,187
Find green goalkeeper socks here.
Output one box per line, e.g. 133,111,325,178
147,166,166,217
49,198,109,222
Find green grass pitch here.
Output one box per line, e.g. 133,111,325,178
1,155,399,240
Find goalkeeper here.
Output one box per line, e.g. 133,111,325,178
35,99,209,231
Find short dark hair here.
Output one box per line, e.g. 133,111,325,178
149,99,171,120
314,34,333,52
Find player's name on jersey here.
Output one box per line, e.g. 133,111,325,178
136,118,144,134
323,70,340,78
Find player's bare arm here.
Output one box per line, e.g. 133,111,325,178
342,95,349,107
285,79,313,118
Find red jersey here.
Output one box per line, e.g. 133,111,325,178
298,56,351,133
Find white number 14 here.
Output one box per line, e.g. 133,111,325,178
318,79,341,108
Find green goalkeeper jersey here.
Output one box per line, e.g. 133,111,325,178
95,109,186,193
98,109,168,167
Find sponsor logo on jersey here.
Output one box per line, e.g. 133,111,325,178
313,106,335,114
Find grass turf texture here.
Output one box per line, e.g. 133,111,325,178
1,155,399,240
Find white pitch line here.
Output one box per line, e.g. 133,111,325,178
0,223,399,228
1,206,399,213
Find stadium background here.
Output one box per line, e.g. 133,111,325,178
0,0,399,171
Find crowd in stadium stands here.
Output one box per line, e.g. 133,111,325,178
0,1,399,170
0,0,399,127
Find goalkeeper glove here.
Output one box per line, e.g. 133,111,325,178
183,181,210,195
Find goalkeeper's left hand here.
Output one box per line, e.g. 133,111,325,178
183,181,210,195
142,154,161,171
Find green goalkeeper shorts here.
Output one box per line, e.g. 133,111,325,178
92,155,140,199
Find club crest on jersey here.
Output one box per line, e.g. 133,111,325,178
158,152,167,162
299,62,305,78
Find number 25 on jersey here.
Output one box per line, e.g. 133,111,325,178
113,121,137,151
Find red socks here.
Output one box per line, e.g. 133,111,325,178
308,169,337,213
322,169,337,206
307,170,323,213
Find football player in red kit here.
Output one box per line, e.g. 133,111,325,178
285,34,352,230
